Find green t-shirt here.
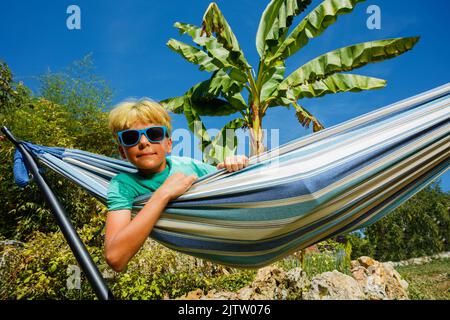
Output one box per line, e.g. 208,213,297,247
107,156,217,211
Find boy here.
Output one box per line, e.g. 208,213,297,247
105,98,249,272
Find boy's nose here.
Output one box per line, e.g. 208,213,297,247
139,133,150,145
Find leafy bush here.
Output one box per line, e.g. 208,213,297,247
0,211,107,300
0,59,116,240
278,239,352,279
364,182,449,261
38,54,115,156
345,232,375,260
302,240,352,278
342,181,449,262
3,230,355,300
0,221,255,300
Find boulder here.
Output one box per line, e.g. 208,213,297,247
386,251,449,267
238,266,310,300
177,288,204,300
358,256,377,268
350,258,408,300
382,262,409,299
303,270,365,300
238,266,287,300
176,256,411,300
177,266,310,300
205,289,239,300
284,267,310,300
433,251,450,260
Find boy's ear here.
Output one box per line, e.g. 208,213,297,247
166,137,173,154
118,145,127,160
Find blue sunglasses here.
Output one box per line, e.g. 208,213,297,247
117,126,169,147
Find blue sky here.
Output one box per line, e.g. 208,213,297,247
1,0,449,190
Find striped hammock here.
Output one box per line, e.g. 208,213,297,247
13,84,450,268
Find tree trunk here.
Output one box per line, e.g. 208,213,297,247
249,112,265,157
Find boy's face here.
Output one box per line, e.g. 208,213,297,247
118,120,172,174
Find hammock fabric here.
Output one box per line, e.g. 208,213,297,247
13,84,450,268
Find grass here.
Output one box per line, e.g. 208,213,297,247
396,258,449,300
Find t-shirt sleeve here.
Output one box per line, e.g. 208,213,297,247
190,158,218,177
107,178,135,211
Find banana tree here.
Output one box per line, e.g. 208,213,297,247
162,0,419,163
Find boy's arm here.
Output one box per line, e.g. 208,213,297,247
104,191,170,272
104,173,197,272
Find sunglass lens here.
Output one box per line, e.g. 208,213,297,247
121,130,140,146
147,127,165,141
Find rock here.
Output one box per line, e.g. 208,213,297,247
350,260,360,269
382,263,409,299
353,264,387,300
442,252,450,259
358,256,377,268
102,269,116,280
177,255,411,300
440,252,447,259
204,289,238,300
304,270,366,300
237,266,309,300
236,287,253,300
177,265,310,300
351,266,367,283
178,288,204,300
284,268,310,299
177,289,238,300
400,280,409,290
389,251,449,267
350,258,409,300
236,266,287,300
431,253,441,260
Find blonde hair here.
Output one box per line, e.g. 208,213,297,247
108,98,172,141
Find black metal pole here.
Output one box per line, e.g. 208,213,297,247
1,126,114,300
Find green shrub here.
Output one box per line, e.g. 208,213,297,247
345,232,375,260
341,182,449,262
0,218,255,300
0,213,106,299
365,182,449,261
0,58,116,240
277,239,352,278
301,242,352,278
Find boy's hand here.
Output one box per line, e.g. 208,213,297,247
216,155,249,172
155,172,197,201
